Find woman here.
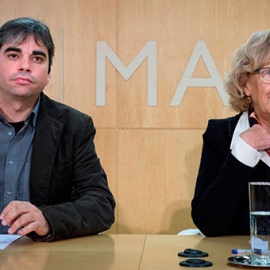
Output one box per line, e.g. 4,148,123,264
191,30,270,236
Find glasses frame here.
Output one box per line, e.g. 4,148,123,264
253,67,270,84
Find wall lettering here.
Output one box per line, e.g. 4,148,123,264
96,41,157,106
170,41,229,106
96,41,229,106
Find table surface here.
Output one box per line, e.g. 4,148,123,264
0,234,252,270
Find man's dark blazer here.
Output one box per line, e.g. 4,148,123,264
191,113,270,236
28,92,115,241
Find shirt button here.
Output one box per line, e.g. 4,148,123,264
7,131,12,136
6,191,11,195
8,161,13,165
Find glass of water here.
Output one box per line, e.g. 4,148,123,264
249,182,270,265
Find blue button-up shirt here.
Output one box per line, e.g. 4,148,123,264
0,97,40,233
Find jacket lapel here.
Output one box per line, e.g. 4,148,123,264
30,93,64,206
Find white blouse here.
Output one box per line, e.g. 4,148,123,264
230,111,270,167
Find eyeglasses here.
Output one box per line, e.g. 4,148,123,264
253,67,270,84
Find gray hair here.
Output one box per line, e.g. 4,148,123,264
224,30,270,112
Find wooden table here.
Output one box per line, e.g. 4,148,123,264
0,234,251,270
140,235,251,270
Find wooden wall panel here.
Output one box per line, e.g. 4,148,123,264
1,0,270,235
117,0,232,129
118,130,202,234
61,0,117,128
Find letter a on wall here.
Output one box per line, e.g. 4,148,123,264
170,40,229,106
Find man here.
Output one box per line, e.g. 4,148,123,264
0,17,115,241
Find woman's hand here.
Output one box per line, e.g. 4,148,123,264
240,124,270,151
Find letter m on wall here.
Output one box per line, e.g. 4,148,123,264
96,41,157,106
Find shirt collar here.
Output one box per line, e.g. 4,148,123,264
26,95,40,127
231,111,270,166
230,111,250,151
0,95,40,127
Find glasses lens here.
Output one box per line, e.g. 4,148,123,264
260,68,270,83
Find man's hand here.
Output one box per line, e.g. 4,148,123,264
0,201,49,236
240,124,270,152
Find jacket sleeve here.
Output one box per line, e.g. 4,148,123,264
191,119,255,236
31,116,115,241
